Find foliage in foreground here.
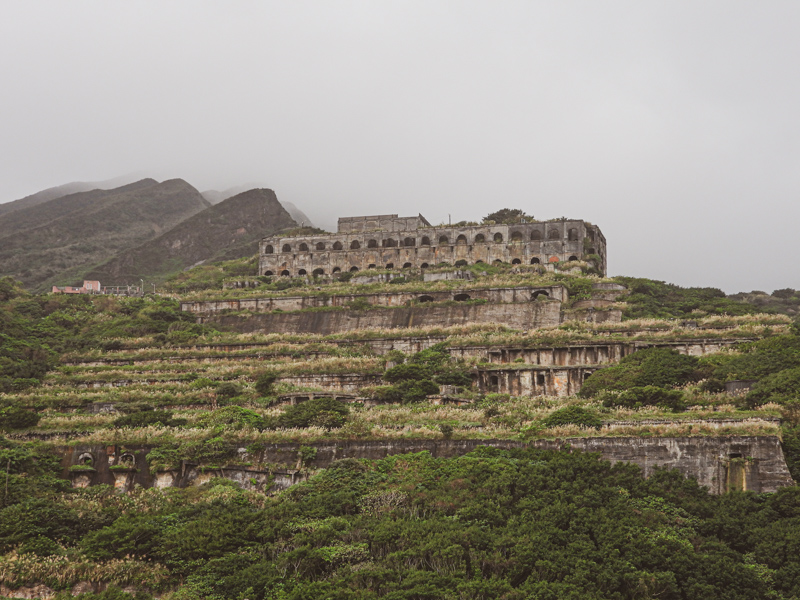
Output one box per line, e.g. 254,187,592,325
1,445,800,599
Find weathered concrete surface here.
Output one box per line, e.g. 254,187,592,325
260,215,607,276
62,436,794,495
180,285,569,314
207,301,563,335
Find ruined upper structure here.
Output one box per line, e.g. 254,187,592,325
259,213,606,277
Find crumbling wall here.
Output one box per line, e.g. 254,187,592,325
62,436,794,495
207,301,563,335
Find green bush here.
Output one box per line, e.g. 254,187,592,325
0,406,40,430
601,386,686,412
254,372,278,396
383,363,430,383
198,406,266,430
745,366,800,407
277,398,349,429
215,382,242,400
112,410,186,429
580,348,704,397
542,406,602,429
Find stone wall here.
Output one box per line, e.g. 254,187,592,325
206,301,564,335
62,436,794,495
180,285,568,315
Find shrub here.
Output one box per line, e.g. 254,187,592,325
198,406,266,430
439,424,454,439
0,406,40,430
254,372,278,396
215,383,242,400
277,398,349,429
601,386,686,412
580,348,704,397
113,410,186,428
542,406,602,429
746,366,800,407
383,363,430,383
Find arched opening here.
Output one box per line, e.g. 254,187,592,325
453,293,470,301
530,230,542,241
568,228,579,241
264,245,274,254
418,295,434,303
264,270,274,276
475,260,484,264
438,235,449,245
548,229,560,240
383,238,398,248
298,269,307,276
349,266,359,272
420,262,429,268
367,239,378,248
587,247,596,255
489,375,499,391
530,258,540,264
568,255,579,262
403,262,412,268
368,264,376,269
313,268,324,276
511,258,521,264
350,240,361,250
280,270,290,276
455,259,468,267
474,233,485,243
532,290,550,300
403,237,415,247
298,243,309,251
493,232,503,243
332,267,341,274
421,236,431,246
282,244,292,252
537,373,546,386
316,242,325,250
385,263,394,269
333,241,343,250
493,259,504,264
456,234,468,245
510,231,523,242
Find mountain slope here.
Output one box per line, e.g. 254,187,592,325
0,174,142,217
203,186,314,226
87,188,297,284
0,179,210,290
0,179,159,241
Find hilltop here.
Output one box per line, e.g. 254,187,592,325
86,188,297,285
0,174,141,217
0,179,210,291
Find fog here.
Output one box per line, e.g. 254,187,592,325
2,1,799,293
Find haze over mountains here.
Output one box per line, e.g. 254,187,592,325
0,177,310,291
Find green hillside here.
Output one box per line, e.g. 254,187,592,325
1,265,800,598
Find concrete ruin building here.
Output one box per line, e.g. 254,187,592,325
259,213,607,278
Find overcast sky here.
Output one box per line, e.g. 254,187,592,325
1,2,798,293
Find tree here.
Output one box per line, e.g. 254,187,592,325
482,208,533,224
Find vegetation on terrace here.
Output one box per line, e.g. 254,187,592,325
2,445,800,598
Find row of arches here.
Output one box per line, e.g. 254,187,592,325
263,228,580,254
263,256,580,277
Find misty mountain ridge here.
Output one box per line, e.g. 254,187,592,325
87,188,297,284
0,176,312,290
0,178,210,290
202,185,313,226
0,174,143,217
